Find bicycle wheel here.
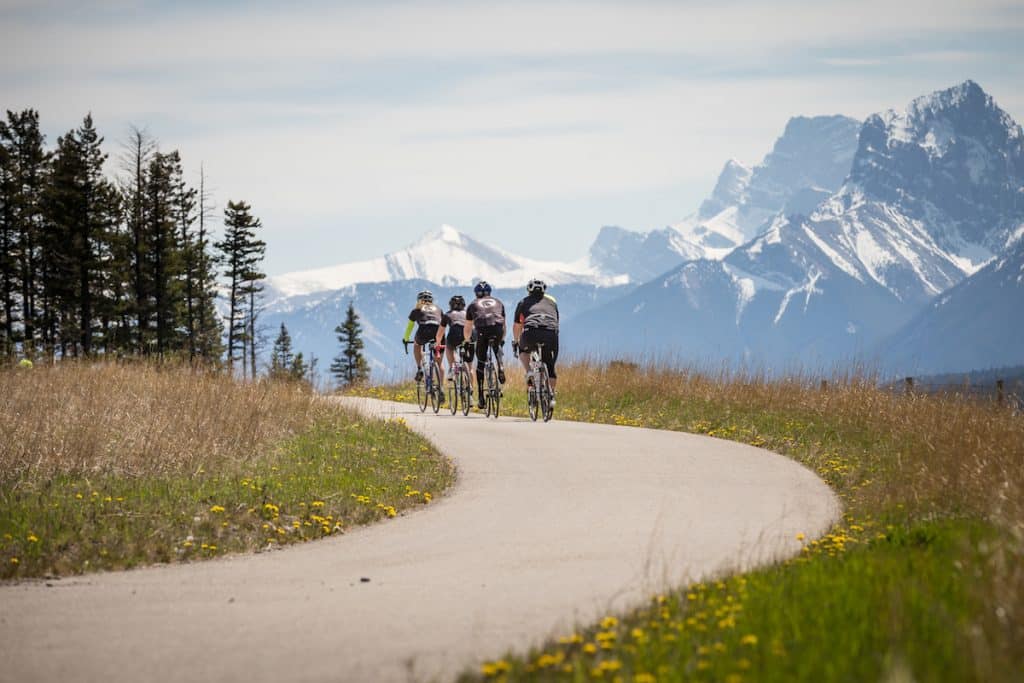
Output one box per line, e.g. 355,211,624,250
416,376,427,412
460,366,472,416
491,382,501,419
484,364,494,418
448,366,458,415
539,367,554,422
527,374,539,422
430,363,443,414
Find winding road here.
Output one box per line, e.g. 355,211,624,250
0,398,839,683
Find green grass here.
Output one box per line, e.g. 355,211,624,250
356,363,1023,681
2,372,454,580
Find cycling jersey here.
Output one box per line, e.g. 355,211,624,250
442,309,470,346
514,293,559,331
404,303,443,346
466,296,505,328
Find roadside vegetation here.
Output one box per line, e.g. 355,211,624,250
0,362,454,580
357,361,1023,681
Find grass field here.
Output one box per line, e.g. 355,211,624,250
0,363,454,579
357,361,1023,681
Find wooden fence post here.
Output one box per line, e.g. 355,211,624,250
997,379,1005,406
905,377,914,395
820,379,828,392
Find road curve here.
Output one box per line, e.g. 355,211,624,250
0,398,839,683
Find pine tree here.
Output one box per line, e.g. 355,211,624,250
290,351,308,382
270,323,294,379
216,200,265,376
0,110,49,358
45,114,121,356
192,165,223,363
120,126,156,354
0,122,16,358
331,302,369,387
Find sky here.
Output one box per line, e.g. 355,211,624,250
2,0,1023,276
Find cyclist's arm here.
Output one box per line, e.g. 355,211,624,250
402,320,415,343
435,320,446,345
463,318,474,341
513,321,523,345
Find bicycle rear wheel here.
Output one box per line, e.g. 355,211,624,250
460,366,472,416
539,367,553,422
448,367,458,415
527,375,539,422
483,366,491,419
416,377,427,412
430,363,443,414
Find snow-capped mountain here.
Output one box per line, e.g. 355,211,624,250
571,82,1024,369
671,114,863,252
587,115,863,281
267,224,626,300
878,230,1024,374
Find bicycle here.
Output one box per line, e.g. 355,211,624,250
448,342,474,417
525,343,554,422
480,338,503,418
404,340,444,413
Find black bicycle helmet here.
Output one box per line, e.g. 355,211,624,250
417,290,434,303
449,295,466,310
474,281,492,297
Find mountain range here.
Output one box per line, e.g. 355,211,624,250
260,80,1024,382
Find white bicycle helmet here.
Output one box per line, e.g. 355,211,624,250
526,278,547,294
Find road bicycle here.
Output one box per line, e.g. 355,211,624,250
404,340,444,413
480,338,503,419
448,342,474,416
525,343,554,422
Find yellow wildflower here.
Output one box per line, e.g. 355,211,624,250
741,634,758,646
600,616,619,629
209,505,226,513
26,534,39,543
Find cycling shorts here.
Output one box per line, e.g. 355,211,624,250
414,324,440,347
520,327,559,379
474,324,504,365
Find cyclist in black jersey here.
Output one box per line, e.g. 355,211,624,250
463,281,506,409
512,278,560,404
435,294,475,382
402,290,444,401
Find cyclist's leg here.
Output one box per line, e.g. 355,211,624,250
413,341,424,380
445,345,455,376
546,331,559,391
475,334,488,404
518,328,534,373
492,330,506,383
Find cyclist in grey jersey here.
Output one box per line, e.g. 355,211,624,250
402,291,445,395
513,279,560,401
435,295,474,381
463,281,506,408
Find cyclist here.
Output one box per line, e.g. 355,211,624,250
435,294,475,383
512,278,559,405
402,290,445,404
463,281,506,409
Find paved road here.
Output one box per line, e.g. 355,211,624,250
0,398,839,683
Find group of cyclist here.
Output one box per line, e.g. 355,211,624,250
402,279,560,411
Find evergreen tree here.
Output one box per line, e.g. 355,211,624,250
215,200,264,376
331,302,369,387
0,110,49,358
119,126,155,353
191,164,223,363
290,351,308,383
44,114,120,356
270,322,294,379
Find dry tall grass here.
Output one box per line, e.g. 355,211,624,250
0,362,328,481
555,361,1024,528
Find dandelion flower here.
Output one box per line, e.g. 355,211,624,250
741,634,758,646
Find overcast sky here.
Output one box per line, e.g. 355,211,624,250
3,0,1023,275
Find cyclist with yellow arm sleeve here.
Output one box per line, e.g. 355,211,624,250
402,291,445,400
